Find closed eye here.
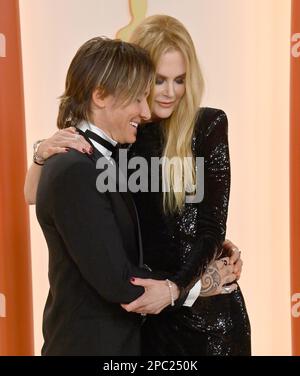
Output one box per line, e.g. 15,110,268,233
155,77,165,85
175,77,185,84
155,74,186,85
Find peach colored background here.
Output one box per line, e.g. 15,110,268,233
290,0,300,355
19,0,291,355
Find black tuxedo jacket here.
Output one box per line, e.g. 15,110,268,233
36,133,157,356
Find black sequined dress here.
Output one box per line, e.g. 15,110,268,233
129,107,251,356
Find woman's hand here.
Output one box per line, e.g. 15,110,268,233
222,239,243,280
37,127,92,160
199,257,238,297
121,278,180,315
24,127,93,204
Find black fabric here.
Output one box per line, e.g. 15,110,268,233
83,128,123,163
130,107,251,355
84,128,118,154
36,138,160,355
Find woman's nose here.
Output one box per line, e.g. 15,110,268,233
164,82,175,97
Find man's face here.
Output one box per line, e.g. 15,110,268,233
101,89,151,144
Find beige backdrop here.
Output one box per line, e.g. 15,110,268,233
19,0,291,355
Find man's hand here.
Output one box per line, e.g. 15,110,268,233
121,278,179,315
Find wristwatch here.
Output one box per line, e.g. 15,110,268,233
33,139,46,166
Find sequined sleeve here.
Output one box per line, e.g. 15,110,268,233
170,109,231,291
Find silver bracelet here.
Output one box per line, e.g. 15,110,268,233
166,279,175,306
33,139,46,165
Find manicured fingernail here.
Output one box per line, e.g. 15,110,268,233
82,148,87,153
88,149,93,154
65,148,70,152
130,277,135,282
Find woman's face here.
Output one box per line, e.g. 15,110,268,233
151,49,186,120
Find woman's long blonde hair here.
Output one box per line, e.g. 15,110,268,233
130,15,204,214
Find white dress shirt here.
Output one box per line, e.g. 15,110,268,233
77,121,117,163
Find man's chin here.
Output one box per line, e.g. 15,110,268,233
122,136,136,145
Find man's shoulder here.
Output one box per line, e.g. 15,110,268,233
46,149,93,168
43,149,96,182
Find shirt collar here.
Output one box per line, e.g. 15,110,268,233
77,120,117,158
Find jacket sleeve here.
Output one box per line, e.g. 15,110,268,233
169,109,231,294
50,158,155,304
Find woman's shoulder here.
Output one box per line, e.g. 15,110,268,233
195,107,228,138
196,107,228,135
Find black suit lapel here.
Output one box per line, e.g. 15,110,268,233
76,127,144,266
118,191,144,267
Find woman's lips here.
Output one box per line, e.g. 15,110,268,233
157,101,175,108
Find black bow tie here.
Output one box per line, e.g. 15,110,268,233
84,129,121,162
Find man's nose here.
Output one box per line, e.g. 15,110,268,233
140,98,151,121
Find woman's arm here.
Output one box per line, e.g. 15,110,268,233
121,109,241,314
169,109,232,292
121,257,238,314
24,127,91,205
24,163,43,204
